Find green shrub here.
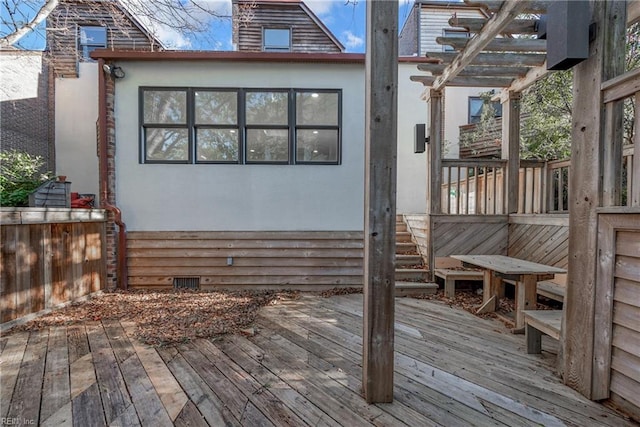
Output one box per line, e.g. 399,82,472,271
0,150,53,207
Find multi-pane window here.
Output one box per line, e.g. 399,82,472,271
263,28,291,52
246,91,290,162
139,87,341,165
142,89,189,162
468,97,503,124
79,26,107,61
296,91,340,163
195,90,239,162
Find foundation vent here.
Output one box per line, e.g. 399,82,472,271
173,277,200,290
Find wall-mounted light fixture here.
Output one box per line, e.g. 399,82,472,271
102,64,125,79
414,123,430,153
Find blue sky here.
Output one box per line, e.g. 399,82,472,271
2,0,419,52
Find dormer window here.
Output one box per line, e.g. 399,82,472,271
79,26,107,61
263,28,291,52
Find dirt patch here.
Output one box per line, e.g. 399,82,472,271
7,289,300,346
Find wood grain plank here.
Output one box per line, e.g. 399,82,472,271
173,400,208,427
7,329,49,425
206,338,343,426
0,332,29,418
71,383,106,427
103,321,172,426
157,348,241,427
85,323,134,425
40,327,71,425
1,225,18,323
121,322,188,422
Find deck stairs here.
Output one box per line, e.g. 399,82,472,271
395,215,438,296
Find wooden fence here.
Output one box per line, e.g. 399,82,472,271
0,208,106,326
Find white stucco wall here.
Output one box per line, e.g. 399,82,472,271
0,51,42,100
113,61,365,231
396,63,428,214
55,63,100,196
443,86,491,159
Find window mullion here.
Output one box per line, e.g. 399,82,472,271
290,89,295,165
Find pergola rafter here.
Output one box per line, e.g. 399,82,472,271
412,0,549,91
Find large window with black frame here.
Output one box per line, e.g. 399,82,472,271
140,87,341,165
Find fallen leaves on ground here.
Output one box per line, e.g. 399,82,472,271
317,287,363,298
413,288,557,325
8,289,300,346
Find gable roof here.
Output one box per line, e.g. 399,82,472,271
235,0,345,52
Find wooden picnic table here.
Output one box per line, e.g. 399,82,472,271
450,255,567,330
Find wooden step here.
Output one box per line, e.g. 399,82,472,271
395,254,423,267
395,242,418,254
396,231,412,243
396,223,407,232
395,268,428,281
395,281,438,297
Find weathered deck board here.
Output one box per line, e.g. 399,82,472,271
40,327,71,426
0,294,636,426
6,329,48,425
0,332,29,419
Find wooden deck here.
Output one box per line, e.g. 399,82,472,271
1,294,635,426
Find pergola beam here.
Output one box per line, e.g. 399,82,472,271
496,63,550,103
437,36,546,53
411,75,514,87
465,0,550,14
449,17,539,34
431,0,530,91
418,63,530,77
426,52,546,67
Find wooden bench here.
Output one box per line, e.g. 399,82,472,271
434,268,484,298
503,279,565,302
524,310,562,354
536,281,565,302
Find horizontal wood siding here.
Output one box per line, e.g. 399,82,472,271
0,219,106,325
127,231,364,290
236,4,341,53
47,1,157,78
610,228,640,420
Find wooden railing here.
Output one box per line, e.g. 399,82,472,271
440,159,507,214
440,147,635,215
0,208,107,327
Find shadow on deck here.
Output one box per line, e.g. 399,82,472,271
0,294,634,426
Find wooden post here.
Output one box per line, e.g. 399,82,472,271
501,91,520,214
632,92,640,207
363,0,398,404
602,100,624,206
427,89,443,279
428,90,443,215
562,0,626,399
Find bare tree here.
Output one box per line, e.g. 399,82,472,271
0,0,255,50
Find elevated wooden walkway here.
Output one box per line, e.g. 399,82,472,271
1,294,634,426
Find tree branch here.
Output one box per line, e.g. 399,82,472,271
0,0,58,47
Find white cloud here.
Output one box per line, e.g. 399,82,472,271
342,30,364,50
304,0,339,16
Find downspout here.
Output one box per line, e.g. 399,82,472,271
98,58,128,290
